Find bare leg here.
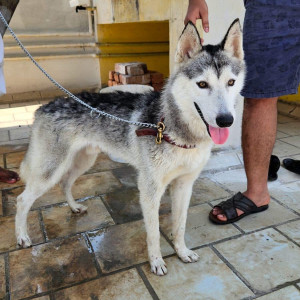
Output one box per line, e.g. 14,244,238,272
213,97,278,221
170,172,199,262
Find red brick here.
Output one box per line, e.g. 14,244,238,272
108,71,115,80
152,82,164,92
108,80,114,87
115,62,147,75
149,71,164,84
119,73,151,85
114,72,120,83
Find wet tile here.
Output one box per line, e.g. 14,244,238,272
85,152,124,174
277,122,300,136
35,296,50,300
5,151,25,169
103,187,172,224
88,220,174,273
273,140,300,157
142,247,253,300
112,166,137,187
228,200,297,233
0,211,43,253
0,154,3,168
281,135,300,148
9,235,97,300
270,181,300,213
0,143,28,155
54,269,152,300
160,204,240,249
42,197,114,239
9,127,32,141
256,286,300,300
215,228,300,292
0,193,2,216
277,220,300,245
3,171,121,214
191,178,231,205
204,151,241,171
0,255,5,299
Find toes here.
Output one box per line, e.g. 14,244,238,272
71,205,87,214
17,235,32,248
150,258,168,276
178,249,199,263
217,213,227,221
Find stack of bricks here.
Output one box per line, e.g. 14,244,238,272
108,62,164,92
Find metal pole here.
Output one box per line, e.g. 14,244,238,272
0,0,19,37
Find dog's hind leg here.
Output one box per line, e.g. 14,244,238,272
170,172,200,263
60,145,99,213
138,173,167,276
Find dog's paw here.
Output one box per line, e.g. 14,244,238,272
70,203,88,214
177,248,199,263
150,257,168,276
17,234,32,248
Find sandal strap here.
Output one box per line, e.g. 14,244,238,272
215,192,258,220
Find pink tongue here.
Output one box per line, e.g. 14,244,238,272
208,126,229,144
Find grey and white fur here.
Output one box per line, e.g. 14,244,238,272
16,19,245,275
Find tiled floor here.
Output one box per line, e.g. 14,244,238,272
0,109,299,299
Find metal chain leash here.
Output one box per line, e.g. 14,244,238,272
0,11,158,129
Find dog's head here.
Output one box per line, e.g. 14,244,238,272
171,19,245,144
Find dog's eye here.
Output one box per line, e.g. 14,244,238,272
197,81,209,89
228,79,235,86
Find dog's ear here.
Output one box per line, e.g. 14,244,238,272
222,19,243,60
175,22,202,64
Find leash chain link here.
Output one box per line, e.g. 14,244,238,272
0,11,157,129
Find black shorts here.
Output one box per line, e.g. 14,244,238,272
241,0,300,98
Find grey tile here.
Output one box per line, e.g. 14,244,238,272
231,200,297,233
160,204,241,249
276,165,300,184
273,140,300,158
276,130,289,139
277,122,300,136
280,135,300,148
204,151,241,171
270,181,300,213
191,177,231,205
88,220,174,273
54,269,152,300
9,127,31,140
142,247,253,300
0,131,9,143
215,228,300,292
277,220,300,245
277,114,295,124
256,286,300,300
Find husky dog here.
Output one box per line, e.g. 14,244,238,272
15,19,245,275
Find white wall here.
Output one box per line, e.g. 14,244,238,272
6,0,89,34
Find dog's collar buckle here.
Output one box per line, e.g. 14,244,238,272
156,121,165,145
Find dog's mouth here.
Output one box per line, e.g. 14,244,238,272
194,102,229,145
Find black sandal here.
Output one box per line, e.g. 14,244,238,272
283,159,300,175
209,192,269,225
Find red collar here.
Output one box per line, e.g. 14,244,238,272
135,128,196,149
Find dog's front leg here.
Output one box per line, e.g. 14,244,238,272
139,178,167,276
170,172,200,263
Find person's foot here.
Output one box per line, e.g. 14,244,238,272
0,167,20,184
211,191,270,222
283,159,300,175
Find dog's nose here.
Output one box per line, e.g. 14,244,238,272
216,114,234,127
